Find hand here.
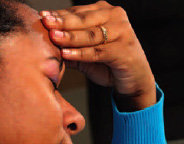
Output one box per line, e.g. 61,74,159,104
40,1,156,111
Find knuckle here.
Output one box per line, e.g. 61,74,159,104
90,3,99,9
126,54,136,66
97,0,107,4
112,6,127,16
121,27,136,46
87,29,96,43
125,24,134,36
89,3,98,9
68,6,79,13
80,49,84,59
93,47,102,61
119,22,133,36
96,1,112,7
76,13,86,24
68,31,75,42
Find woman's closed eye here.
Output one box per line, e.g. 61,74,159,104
43,56,63,91
49,78,58,90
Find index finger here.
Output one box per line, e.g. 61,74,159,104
41,8,112,31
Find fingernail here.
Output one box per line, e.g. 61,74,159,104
41,11,51,17
62,49,72,55
54,31,64,39
45,16,56,22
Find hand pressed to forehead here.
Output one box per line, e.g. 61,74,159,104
40,1,156,111
40,3,128,47
40,2,131,62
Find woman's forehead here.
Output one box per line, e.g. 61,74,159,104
16,4,61,60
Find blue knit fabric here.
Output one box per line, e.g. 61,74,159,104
112,84,167,144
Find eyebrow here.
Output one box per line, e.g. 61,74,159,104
48,57,61,63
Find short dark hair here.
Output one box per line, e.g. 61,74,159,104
0,0,30,69
0,0,30,36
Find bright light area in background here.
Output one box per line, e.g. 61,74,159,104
30,0,92,143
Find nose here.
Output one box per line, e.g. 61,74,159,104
62,103,85,135
56,92,85,135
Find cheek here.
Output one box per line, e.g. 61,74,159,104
0,91,64,144
22,87,65,143
0,72,64,143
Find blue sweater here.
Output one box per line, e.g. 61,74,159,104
112,84,167,144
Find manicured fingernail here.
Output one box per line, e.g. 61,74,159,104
54,31,64,38
41,11,51,17
45,16,56,22
62,49,72,55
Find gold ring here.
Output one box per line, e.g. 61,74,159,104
100,26,108,44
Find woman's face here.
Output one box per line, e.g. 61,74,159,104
0,4,85,144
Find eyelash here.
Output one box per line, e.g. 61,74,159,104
50,79,58,90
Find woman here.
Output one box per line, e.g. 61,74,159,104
40,1,166,143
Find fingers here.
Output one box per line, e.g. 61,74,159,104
61,42,117,63
41,6,128,32
62,46,105,62
49,22,123,47
41,8,112,31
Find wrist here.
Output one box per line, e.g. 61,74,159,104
113,79,156,112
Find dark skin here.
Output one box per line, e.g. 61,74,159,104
40,1,156,112
0,3,84,144
0,1,156,144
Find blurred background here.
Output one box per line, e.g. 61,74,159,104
30,0,184,143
